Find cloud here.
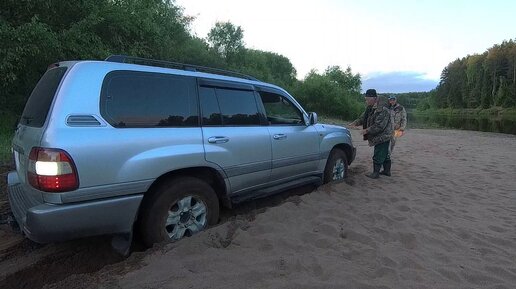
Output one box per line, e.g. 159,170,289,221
362,72,438,93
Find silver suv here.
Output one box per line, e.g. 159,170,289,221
7,55,356,251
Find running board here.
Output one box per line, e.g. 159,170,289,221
230,176,322,204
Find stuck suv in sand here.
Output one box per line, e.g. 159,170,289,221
7,55,355,252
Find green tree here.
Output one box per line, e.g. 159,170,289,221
233,49,297,88
292,67,362,119
0,0,196,114
465,54,484,108
505,40,516,106
446,59,467,108
495,77,512,107
392,92,431,109
0,1,366,123
324,66,361,94
484,44,504,104
0,18,61,112
433,39,516,110
434,67,450,108
207,21,244,61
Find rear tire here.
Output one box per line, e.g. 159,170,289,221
323,148,348,183
139,177,219,247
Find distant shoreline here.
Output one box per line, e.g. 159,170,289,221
412,107,516,118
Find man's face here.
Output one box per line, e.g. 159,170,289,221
365,97,376,106
389,98,397,106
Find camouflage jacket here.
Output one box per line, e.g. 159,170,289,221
389,103,407,131
352,97,393,146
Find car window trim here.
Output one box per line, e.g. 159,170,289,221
100,70,200,128
197,79,268,127
256,89,305,126
198,78,254,91
213,87,262,127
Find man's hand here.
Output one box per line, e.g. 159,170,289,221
361,129,368,135
347,123,360,130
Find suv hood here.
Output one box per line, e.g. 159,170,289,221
314,123,353,142
316,123,351,134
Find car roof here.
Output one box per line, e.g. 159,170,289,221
59,58,286,94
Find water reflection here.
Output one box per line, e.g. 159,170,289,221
408,113,516,135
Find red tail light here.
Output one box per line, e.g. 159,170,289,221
27,147,79,192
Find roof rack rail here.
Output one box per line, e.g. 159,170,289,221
105,55,259,81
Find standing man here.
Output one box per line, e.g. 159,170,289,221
387,95,407,153
350,89,393,179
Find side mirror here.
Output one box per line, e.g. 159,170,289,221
308,112,318,125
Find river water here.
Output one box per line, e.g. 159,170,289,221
408,113,516,135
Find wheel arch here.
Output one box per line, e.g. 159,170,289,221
136,169,224,247
331,143,353,165
138,167,229,219
325,143,353,165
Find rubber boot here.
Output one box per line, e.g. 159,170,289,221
366,163,381,179
380,160,391,176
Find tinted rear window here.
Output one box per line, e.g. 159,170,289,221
100,71,198,128
216,88,261,126
199,86,262,126
20,67,67,127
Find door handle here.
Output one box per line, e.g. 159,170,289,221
273,134,287,140
208,136,230,144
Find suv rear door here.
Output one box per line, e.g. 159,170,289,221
199,80,272,194
256,89,320,182
12,66,68,188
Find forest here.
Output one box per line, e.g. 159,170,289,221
0,0,363,123
418,40,516,111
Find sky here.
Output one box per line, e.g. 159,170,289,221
175,0,516,93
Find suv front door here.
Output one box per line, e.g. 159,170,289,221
257,89,320,183
199,82,272,194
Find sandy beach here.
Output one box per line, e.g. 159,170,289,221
2,128,516,289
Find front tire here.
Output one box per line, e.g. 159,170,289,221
323,148,348,183
139,177,219,247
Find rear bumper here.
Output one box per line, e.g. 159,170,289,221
7,171,143,243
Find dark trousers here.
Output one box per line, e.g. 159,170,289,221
373,141,391,165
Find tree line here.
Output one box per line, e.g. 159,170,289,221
419,39,516,111
0,0,363,121
387,92,428,110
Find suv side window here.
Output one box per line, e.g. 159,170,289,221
199,87,222,126
258,91,304,125
200,86,261,126
100,71,198,127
